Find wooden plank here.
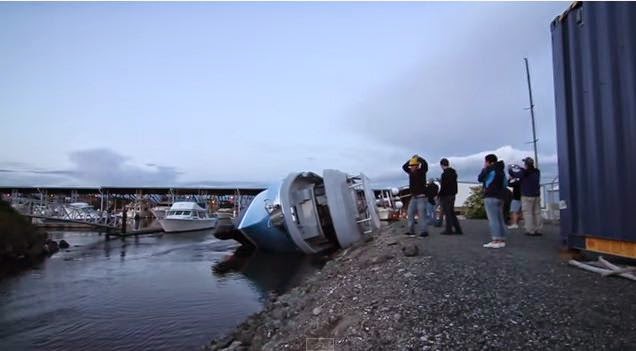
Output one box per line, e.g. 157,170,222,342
585,237,636,259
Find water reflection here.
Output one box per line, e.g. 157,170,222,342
213,246,325,298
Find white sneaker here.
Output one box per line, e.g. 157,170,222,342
507,224,519,229
483,241,506,249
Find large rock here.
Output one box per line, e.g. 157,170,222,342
59,240,70,249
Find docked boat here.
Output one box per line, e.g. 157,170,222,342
236,169,381,254
376,188,403,222
64,202,101,220
159,202,217,233
126,201,153,219
150,201,173,219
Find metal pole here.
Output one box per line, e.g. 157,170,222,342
524,57,539,168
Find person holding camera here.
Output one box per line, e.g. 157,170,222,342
508,157,542,236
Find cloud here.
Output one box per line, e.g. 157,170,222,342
348,3,564,158
0,148,181,186
367,145,558,188
66,149,181,186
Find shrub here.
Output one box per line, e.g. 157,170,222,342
464,186,487,219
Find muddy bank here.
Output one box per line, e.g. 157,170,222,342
206,220,636,350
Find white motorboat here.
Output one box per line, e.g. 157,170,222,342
159,202,217,233
151,201,173,219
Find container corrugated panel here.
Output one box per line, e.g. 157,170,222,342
551,2,636,251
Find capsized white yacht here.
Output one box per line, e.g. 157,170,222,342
236,169,381,254
159,202,217,233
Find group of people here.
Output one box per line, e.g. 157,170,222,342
402,155,463,238
402,153,542,249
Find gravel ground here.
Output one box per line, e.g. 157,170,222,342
206,220,636,351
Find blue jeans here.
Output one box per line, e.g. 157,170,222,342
426,201,437,224
484,197,508,240
407,195,428,235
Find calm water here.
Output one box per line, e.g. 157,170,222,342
0,229,319,351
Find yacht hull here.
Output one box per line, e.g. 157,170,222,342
159,218,217,233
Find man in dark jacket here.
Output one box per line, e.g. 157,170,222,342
508,157,542,236
402,155,429,237
425,179,439,225
438,158,463,235
478,154,507,248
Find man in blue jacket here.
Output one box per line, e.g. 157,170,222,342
508,157,542,236
478,154,508,248
402,155,429,237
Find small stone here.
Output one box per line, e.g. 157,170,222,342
312,307,322,316
402,244,419,257
393,313,402,321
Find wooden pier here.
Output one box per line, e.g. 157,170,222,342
1,185,263,237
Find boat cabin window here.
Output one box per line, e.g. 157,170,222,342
181,211,191,216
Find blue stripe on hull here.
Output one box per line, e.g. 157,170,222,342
240,219,299,253
238,185,299,253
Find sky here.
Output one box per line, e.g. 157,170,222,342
0,1,567,189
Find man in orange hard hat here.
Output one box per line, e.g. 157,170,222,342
402,155,429,237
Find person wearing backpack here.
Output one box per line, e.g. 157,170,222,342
425,178,439,226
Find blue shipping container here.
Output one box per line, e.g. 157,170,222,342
551,2,636,256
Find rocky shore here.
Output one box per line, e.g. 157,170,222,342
0,200,51,278
207,220,636,351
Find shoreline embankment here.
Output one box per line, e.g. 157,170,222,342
206,220,636,351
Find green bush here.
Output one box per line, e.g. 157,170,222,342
464,186,487,219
